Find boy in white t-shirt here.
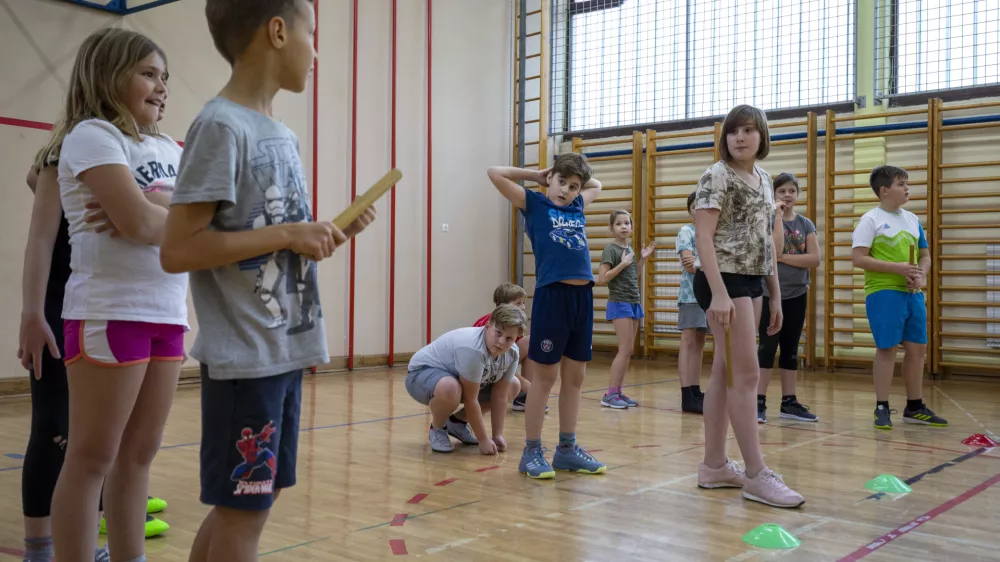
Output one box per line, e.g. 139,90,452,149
851,165,947,430
406,304,525,454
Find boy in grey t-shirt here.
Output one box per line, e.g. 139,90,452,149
406,304,526,454
161,1,376,557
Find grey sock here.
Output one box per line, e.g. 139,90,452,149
525,438,542,450
23,536,53,562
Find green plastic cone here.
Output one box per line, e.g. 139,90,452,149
864,474,912,494
741,524,801,549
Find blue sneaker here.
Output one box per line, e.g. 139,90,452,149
619,392,638,407
518,446,555,479
552,445,607,474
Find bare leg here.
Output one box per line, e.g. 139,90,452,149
558,357,586,434
524,360,558,441
608,318,634,390
104,360,181,560
52,362,146,562
873,348,897,402
428,377,461,428
901,341,926,400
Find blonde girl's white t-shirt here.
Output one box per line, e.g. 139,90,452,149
59,119,189,328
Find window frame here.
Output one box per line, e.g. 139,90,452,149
554,0,858,137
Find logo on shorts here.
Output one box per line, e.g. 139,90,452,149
231,421,278,496
540,339,553,353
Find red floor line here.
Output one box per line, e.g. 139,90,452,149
0,546,24,558
390,513,408,527
631,444,662,449
407,493,428,504
475,465,500,472
434,477,458,487
389,539,408,555
838,471,1000,561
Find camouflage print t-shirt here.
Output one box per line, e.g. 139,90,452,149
693,160,776,276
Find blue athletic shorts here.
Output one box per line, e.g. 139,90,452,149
865,290,927,348
528,282,593,365
606,301,644,321
199,365,303,511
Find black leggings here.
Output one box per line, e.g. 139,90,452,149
21,317,103,518
757,292,808,371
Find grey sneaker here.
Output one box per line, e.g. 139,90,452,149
601,392,629,409
619,392,638,407
446,419,478,445
95,546,111,562
757,400,767,424
874,405,895,430
429,426,454,453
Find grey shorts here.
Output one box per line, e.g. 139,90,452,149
678,302,711,332
405,367,494,405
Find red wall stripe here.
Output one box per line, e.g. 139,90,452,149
388,0,398,366
348,0,359,370
426,0,433,345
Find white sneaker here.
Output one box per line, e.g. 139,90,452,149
428,426,453,453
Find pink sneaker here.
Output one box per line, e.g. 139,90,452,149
697,459,745,489
742,468,805,508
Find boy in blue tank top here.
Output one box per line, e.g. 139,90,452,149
487,153,605,479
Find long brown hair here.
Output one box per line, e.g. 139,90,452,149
34,27,167,171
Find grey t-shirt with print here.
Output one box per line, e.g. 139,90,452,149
171,97,328,380
408,327,519,387
763,214,817,300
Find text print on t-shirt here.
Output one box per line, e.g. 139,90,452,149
238,137,320,336
133,160,178,189
547,207,588,251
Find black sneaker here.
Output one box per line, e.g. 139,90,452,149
779,400,818,422
757,400,767,424
512,392,526,411
903,405,948,427
874,405,895,429
682,393,703,414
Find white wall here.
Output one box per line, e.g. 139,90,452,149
0,0,514,379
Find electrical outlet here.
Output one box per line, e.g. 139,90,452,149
442,223,449,232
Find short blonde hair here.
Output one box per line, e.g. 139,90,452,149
492,282,526,306
719,104,770,162
489,304,527,336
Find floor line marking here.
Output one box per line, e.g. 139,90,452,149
838,471,1000,561
933,386,1000,442
859,446,991,502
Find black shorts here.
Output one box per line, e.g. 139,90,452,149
693,270,764,312
199,365,303,511
528,282,594,365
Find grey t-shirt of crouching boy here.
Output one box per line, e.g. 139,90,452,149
408,327,519,387
171,97,329,380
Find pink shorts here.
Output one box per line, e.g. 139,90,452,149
64,320,185,367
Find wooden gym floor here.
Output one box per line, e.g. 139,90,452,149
1,360,999,561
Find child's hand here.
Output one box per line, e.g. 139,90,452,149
621,251,635,267
775,201,788,214
344,206,377,238
907,270,926,290
478,437,498,455
289,221,347,262
681,254,696,269
895,262,922,279
709,294,735,331
84,201,121,237
535,168,551,187
766,296,784,336
493,434,507,452
18,313,60,380
640,242,656,259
